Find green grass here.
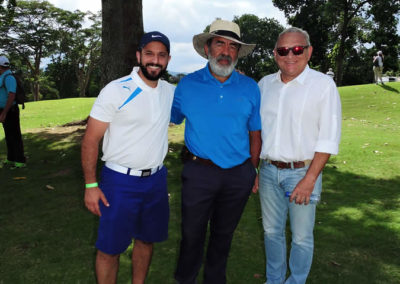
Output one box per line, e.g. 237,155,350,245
0,83,399,283
0,98,95,141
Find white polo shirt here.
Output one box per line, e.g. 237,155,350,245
258,65,341,162
90,67,175,170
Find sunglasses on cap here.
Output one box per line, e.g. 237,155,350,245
276,45,309,56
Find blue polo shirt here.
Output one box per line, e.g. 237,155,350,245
0,70,17,108
171,64,261,168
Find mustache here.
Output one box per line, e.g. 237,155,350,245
145,63,163,68
216,55,232,64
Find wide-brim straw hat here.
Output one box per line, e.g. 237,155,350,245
193,19,256,59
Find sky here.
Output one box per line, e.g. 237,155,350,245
48,0,287,74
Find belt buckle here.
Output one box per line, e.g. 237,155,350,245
141,169,151,177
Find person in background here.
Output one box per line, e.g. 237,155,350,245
172,19,262,284
373,50,384,84
81,31,175,284
257,27,341,284
326,67,334,80
0,55,26,169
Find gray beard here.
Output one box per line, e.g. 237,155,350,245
208,55,238,78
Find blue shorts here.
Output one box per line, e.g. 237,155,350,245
95,165,169,255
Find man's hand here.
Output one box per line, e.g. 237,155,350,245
0,112,6,123
289,175,315,205
252,174,259,193
289,153,331,205
84,187,110,216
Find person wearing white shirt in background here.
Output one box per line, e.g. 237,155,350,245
373,51,384,84
257,27,341,284
326,67,334,80
81,31,175,284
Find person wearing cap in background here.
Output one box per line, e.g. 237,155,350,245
81,31,174,284
257,27,341,284
171,19,261,283
0,55,26,169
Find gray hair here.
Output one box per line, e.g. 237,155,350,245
276,27,311,47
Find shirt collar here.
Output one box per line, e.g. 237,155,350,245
274,65,310,85
131,66,161,92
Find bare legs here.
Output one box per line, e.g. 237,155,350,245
95,240,153,284
132,240,153,284
96,250,119,284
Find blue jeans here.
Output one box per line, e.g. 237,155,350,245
259,160,322,284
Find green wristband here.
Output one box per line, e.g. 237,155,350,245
85,182,98,189
255,168,259,174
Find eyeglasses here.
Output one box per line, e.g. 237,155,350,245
276,45,309,56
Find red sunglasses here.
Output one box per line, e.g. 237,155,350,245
276,45,309,56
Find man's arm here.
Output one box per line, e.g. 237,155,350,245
0,92,15,123
290,152,330,205
249,130,262,193
81,117,110,216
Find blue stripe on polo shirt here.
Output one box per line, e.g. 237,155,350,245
120,78,132,83
118,87,142,110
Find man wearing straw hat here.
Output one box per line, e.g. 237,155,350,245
171,19,262,283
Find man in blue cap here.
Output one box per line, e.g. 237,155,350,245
81,31,174,284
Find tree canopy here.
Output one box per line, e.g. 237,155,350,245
273,0,400,85
0,0,102,100
234,14,284,81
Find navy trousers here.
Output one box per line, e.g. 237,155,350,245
175,158,256,284
1,105,25,163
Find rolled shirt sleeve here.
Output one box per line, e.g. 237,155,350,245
314,83,342,155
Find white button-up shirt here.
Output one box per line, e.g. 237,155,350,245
258,65,341,162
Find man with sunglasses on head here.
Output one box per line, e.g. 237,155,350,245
257,27,341,284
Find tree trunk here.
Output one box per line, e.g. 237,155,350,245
335,34,347,86
335,6,350,86
101,0,143,86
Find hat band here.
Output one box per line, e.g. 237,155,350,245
212,30,241,41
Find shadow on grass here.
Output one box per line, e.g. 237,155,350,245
379,83,399,93
0,126,99,283
309,164,400,283
0,130,399,283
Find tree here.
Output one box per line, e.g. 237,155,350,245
70,12,101,97
273,0,400,86
46,10,101,99
368,0,400,73
0,0,75,100
234,14,284,81
101,0,143,85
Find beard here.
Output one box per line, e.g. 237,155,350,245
208,54,238,77
139,62,167,81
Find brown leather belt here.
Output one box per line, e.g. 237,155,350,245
266,159,311,169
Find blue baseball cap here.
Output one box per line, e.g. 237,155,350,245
139,31,170,53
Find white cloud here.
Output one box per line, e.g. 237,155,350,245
169,42,207,74
50,0,100,13
48,0,286,73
